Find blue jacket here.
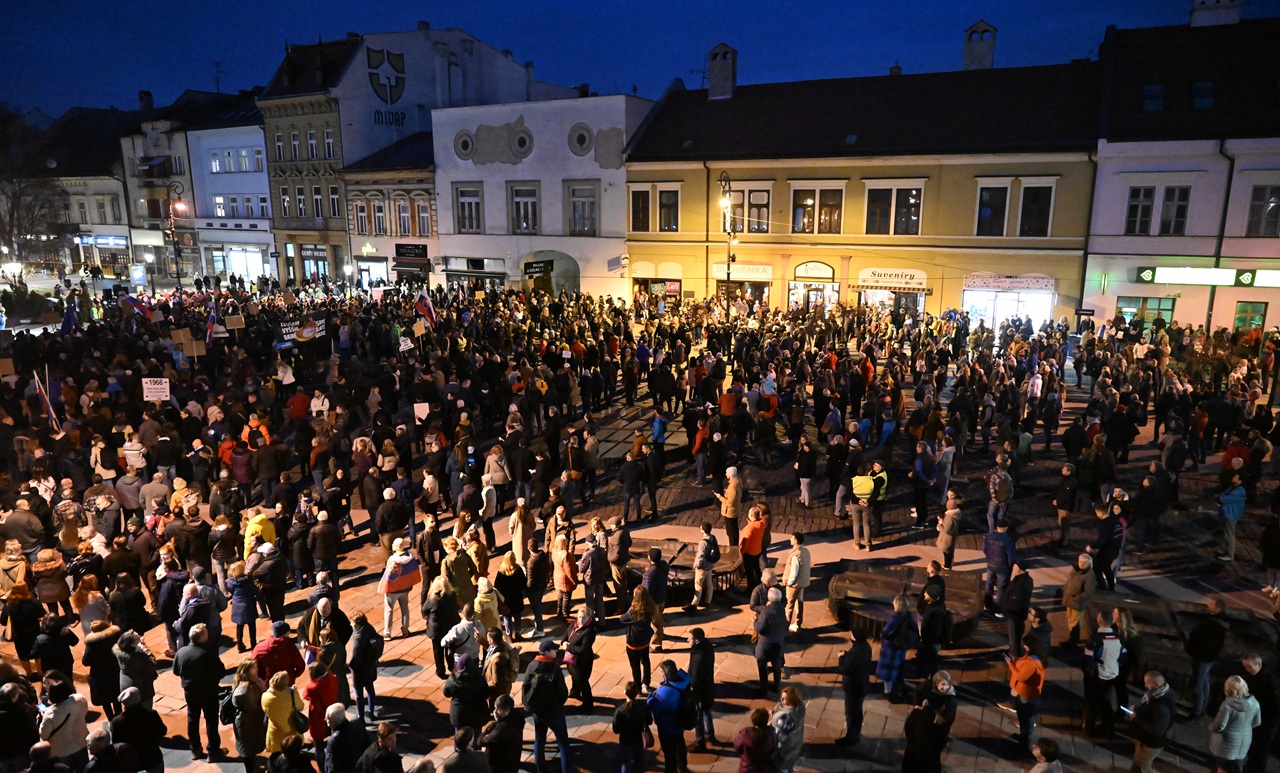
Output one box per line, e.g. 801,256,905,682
983,531,1015,571
1219,485,1247,523
646,669,691,735
643,560,670,605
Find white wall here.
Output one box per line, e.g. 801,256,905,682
187,125,272,219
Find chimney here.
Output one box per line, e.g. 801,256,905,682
1190,0,1241,26
707,43,737,100
525,61,535,101
889,62,903,76
502,48,513,60
578,83,590,98
963,20,996,70
138,90,154,110
417,20,431,31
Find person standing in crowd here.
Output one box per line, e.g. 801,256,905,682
171,624,224,761
641,547,670,651
837,627,872,746
738,508,766,597
901,670,958,773
685,522,719,613
612,681,652,773
1185,597,1228,719
1129,671,1178,773
771,686,807,773
781,533,811,635
523,640,572,773
1209,675,1261,773
687,627,717,752
754,586,788,698
647,659,691,773
877,595,919,702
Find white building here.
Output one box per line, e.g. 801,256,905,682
432,94,652,296
186,93,276,281
1081,12,1280,333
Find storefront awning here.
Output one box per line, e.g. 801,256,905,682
852,284,933,295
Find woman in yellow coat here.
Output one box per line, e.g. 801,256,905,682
260,671,303,753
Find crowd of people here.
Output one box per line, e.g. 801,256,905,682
0,275,1273,773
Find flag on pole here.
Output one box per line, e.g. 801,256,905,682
415,289,437,327
32,371,60,433
59,304,77,335
206,304,218,345
126,295,153,320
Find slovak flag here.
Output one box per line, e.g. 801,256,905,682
206,304,218,344
416,290,437,327
126,295,153,320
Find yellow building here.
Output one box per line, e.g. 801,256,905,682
625,43,1101,330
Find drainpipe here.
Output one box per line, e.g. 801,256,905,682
1079,149,1098,329
703,160,711,299
1206,140,1235,332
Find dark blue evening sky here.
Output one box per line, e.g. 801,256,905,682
6,0,1279,117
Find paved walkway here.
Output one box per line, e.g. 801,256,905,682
12,376,1276,773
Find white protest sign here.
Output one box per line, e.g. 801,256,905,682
142,378,170,401
399,336,414,352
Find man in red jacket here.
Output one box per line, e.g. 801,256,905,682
252,620,305,681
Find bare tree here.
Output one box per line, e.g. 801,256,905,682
0,106,66,263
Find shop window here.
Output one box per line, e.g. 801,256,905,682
1159,186,1190,236
975,185,1008,236
509,185,539,235
1125,187,1155,235
1116,296,1174,324
1246,185,1280,237
455,185,483,234
630,189,651,232
1234,301,1267,331
747,190,769,233
658,190,679,232
1018,185,1053,237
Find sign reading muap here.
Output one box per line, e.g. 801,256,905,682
277,313,327,343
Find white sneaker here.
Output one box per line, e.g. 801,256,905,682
788,624,799,633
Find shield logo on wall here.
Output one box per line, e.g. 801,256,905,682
367,48,406,105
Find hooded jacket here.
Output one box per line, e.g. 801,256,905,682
646,669,691,736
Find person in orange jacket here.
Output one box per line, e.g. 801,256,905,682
1004,633,1046,754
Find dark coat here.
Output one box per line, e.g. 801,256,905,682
326,718,372,773
81,624,122,707
443,668,490,729
423,593,460,641
232,680,267,759
479,710,525,772
109,704,167,768
349,623,383,686
228,576,262,626
687,637,716,703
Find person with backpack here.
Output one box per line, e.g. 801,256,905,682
985,457,1014,532
612,680,653,773
684,522,719,613
349,612,384,723
522,639,572,773
876,595,919,701
647,659,693,773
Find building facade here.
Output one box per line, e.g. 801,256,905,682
433,95,652,295
257,21,578,282
340,132,437,285
1081,15,1280,333
185,93,275,281
625,43,1099,329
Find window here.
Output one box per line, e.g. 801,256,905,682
1018,185,1053,237
213,196,226,217
275,134,284,161
455,186,483,233
324,130,335,160
791,189,814,233
509,185,539,234
630,189,651,232
1234,301,1267,331
865,189,892,234
747,190,769,233
657,190,679,231
818,189,843,234
259,195,269,218
228,196,239,218
243,197,254,218
290,132,300,160
312,187,322,221
307,131,317,160
373,202,386,235
1116,296,1175,324
329,186,340,218
1192,82,1215,110
417,202,431,236
724,190,744,234
209,152,221,174
110,196,121,224
171,155,184,175
253,148,264,171
975,185,1009,236
77,200,87,224
1126,186,1155,235
864,186,922,235
295,186,305,217
398,202,411,235
280,187,290,217
569,184,598,236
1159,186,1190,236
95,198,107,224
1246,185,1280,237
355,203,368,235
1143,84,1164,112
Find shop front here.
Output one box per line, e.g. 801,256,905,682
520,250,581,296
962,272,1057,331
851,267,930,316
443,256,507,293
392,243,431,280
713,262,772,308
74,235,131,277
629,260,684,304
300,244,329,282
209,244,274,280
787,261,839,311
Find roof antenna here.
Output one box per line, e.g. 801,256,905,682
213,60,225,94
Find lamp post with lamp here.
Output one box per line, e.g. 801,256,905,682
166,181,187,291
716,171,740,318
343,264,353,298
143,253,157,296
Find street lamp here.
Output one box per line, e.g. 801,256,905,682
717,171,740,318
143,252,156,296
166,181,187,291
343,264,353,298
